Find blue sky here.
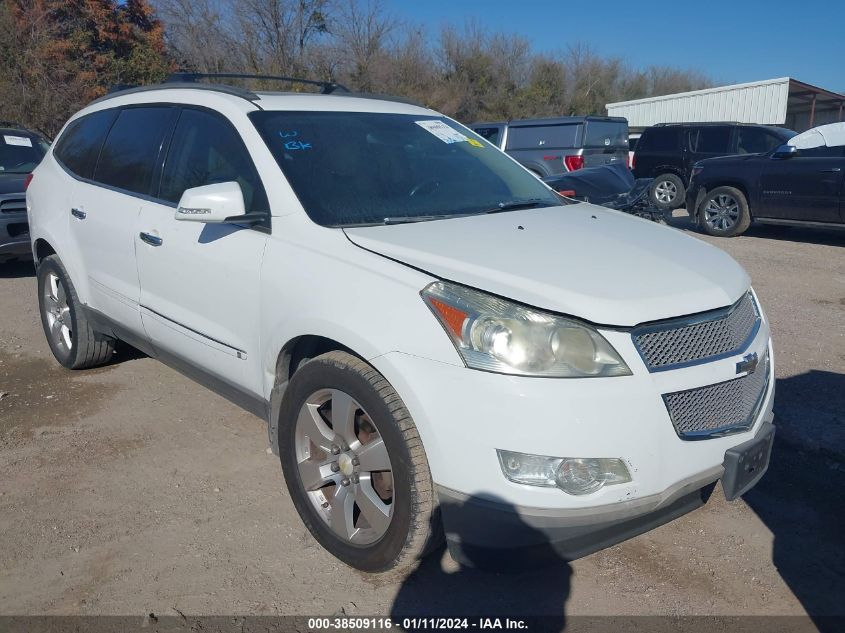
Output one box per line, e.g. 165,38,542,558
388,0,844,92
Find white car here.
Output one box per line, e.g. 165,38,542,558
26,77,775,573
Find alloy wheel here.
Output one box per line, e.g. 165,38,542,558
294,388,394,546
654,179,678,204
43,272,73,352
703,194,739,231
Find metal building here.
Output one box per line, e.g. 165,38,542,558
606,77,845,132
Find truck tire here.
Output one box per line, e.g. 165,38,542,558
698,186,752,237
37,254,116,369
278,351,440,574
650,173,685,210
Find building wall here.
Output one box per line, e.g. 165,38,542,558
607,78,791,128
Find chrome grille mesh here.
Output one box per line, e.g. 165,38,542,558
633,293,759,371
663,351,769,438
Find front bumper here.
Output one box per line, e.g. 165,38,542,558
437,421,774,566
687,183,706,220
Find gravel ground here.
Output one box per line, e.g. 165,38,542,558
0,213,842,623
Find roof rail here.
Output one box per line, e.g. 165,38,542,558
166,72,349,95
653,121,741,126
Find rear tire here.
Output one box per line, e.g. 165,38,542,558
278,351,439,574
37,255,115,369
698,186,751,237
650,173,685,210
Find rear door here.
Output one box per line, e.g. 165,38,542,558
135,107,270,395
758,145,845,223
65,105,177,336
581,119,629,169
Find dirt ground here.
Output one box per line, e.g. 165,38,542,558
0,213,843,621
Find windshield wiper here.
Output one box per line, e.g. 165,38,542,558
382,213,475,225
482,198,552,214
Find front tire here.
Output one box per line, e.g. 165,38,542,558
698,186,751,237
37,255,115,369
278,351,439,573
650,173,685,210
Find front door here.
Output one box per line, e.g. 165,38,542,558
67,106,177,335
758,145,845,223
135,107,271,397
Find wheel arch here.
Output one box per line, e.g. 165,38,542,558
696,181,753,219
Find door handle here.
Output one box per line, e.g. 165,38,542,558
71,208,86,219
139,232,163,247
819,168,841,173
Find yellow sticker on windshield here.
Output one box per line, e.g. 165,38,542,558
467,138,483,148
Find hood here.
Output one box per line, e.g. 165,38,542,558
344,204,750,327
0,173,27,195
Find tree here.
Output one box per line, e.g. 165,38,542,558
0,0,171,136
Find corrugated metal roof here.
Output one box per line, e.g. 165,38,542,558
606,77,791,127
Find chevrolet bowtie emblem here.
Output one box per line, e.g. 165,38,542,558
736,352,759,375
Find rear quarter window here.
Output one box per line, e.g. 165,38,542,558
638,127,680,152
506,124,581,150
54,109,118,179
690,126,732,153
473,127,502,146
583,121,629,148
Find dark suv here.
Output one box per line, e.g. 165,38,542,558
1,123,49,262
471,116,629,177
633,123,796,210
687,133,845,237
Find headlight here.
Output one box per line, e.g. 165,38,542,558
421,281,631,377
497,450,632,495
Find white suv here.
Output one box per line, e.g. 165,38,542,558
27,77,775,573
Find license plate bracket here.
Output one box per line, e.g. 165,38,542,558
722,422,775,501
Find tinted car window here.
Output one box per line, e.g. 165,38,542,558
736,127,782,154
54,110,117,179
250,111,561,227
691,127,732,153
473,127,502,146
0,132,47,174
506,124,581,150
583,121,628,148
638,127,680,151
160,108,268,213
94,107,175,195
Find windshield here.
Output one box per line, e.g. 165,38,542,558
250,111,561,226
0,133,47,174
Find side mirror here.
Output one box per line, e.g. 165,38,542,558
772,144,798,160
175,181,246,223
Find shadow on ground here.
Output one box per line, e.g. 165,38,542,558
391,496,571,630
667,211,845,247
744,372,845,630
0,259,35,279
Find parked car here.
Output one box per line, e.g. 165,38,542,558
28,75,775,573
543,162,666,223
0,122,49,263
471,116,629,177
687,122,845,237
633,122,796,210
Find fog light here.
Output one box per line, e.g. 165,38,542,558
497,450,631,495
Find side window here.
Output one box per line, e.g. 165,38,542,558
159,108,268,213
692,127,732,153
639,127,679,151
93,107,176,196
736,128,781,154
473,127,501,146
506,124,580,150
53,109,117,179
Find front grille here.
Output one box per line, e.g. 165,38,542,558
663,351,770,439
0,196,26,213
633,293,759,371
